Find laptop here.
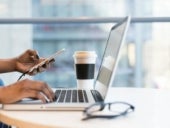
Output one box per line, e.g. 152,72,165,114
2,16,131,111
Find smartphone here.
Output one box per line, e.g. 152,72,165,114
28,48,65,73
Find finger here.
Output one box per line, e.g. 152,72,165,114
29,69,38,76
36,63,48,73
43,59,55,69
29,59,45,73
48,58,55,63
41,63,48,68
27,49,40,61
42,87,54,102
28,81,55,102
41,83,55,102
46,85,55,101
37,66,46,73
34,58,46,68
24,90,47,103
30,55,39,61
28,61,48,75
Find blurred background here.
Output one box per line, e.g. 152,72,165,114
0,0,170,89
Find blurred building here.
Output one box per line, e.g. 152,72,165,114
32,0,152,88
0,0,32,84
2,0,170,89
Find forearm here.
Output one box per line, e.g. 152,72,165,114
0,58,17,73
0,86,7,104
0,83,20,104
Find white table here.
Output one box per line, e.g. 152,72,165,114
0,87,170,128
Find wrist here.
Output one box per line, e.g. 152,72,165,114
7,57,18,72
12,57,18,72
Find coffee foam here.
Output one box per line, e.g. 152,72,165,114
73,51,97,58
74,58,96,64
73,51,97,64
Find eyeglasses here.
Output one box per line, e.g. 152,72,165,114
82,101,135,120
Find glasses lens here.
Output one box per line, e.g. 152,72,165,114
110,103,130,114
87,103,103,114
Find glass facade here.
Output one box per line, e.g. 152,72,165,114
32,0,152,88
0,0,170,89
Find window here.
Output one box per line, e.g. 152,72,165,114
0,0,170,89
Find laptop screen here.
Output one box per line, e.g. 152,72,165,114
95,16,130,99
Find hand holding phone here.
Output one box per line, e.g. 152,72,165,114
17,48,65,81
29,48,65,73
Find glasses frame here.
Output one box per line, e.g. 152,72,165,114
82,101,135,120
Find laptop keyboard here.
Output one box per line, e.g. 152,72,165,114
54,89,103,103
54,89,88,103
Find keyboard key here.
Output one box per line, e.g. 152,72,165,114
58,90,66,102
55,89,89,103
83,90,88,103
72,90,77,102
55,90,61,101
65,90,71,102
78,90,84,102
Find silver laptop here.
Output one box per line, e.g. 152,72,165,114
3,16,131,111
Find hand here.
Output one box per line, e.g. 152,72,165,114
15,49,54,75
0,79,55,104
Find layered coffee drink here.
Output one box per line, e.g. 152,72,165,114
73,51,97,89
